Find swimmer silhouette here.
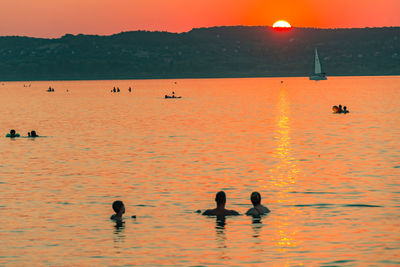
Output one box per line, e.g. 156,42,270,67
6,129,20,138
246,192,270,216
202,191,239,216
30,130,38,137
110,200,125,221
110,200,136,221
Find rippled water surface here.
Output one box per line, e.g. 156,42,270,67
1,77,399,266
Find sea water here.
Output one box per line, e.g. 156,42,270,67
1,76,399,266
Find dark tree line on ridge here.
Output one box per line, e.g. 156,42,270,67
0,26,399,81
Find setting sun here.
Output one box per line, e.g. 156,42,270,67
273,20,292,28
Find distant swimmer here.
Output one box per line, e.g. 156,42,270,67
246,192,270,216
202,191,240,216
30,130,39,137
6,129,20,138
343,106,349,114
117,87,120,92
128,87,131,92
113,87,116,93
110,200,125,221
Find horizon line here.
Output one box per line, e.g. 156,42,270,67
1,25,399,39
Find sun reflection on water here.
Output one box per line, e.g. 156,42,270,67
269,88,302,256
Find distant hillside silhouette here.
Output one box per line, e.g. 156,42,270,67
0,26,399,81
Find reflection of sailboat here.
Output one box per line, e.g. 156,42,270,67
309,48,327,81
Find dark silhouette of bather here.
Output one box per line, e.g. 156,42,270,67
6,129,20,138
246,192,270,216
30,130,38,137
110,200,125,221
202,191,239,216
110,200,136,221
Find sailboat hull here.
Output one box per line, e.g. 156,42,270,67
309,74,327,80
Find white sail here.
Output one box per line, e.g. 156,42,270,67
314,48,322,74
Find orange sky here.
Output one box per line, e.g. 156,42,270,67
1,0,399,37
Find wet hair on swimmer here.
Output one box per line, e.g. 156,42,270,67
215,191,226,205
251,192,261,206
112,200,124,213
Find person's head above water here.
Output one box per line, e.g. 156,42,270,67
246,191,270,216
202,191,239,216
10,129,16,135
343,106,347,110
112,200,125,215
30,130,37,137
215,191,226,207
250,192,262,206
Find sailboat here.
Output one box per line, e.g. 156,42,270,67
309,48,327,81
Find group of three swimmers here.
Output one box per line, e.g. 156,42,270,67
111,87,133,93
110,191,270,221
332,104,349,114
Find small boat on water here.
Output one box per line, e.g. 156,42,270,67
310,48,327,81
165,91,181,99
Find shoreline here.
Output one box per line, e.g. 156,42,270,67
1,73,399,83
